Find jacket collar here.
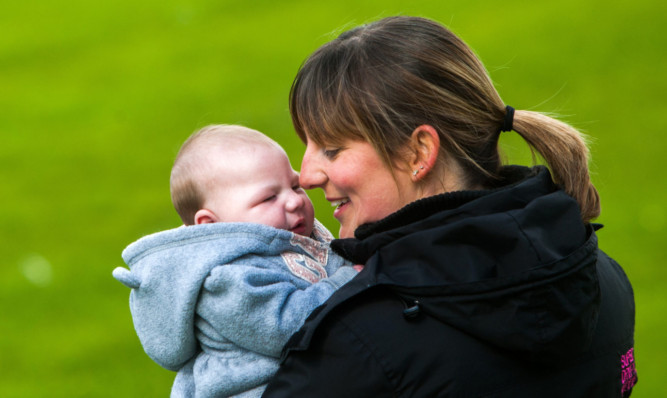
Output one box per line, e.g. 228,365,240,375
332,165,548,264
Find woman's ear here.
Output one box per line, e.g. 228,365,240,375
194,209,219,225
408,125,440,181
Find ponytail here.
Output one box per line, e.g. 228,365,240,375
512,110,600,222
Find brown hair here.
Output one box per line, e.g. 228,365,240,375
170,124,280,225
290,16,600,222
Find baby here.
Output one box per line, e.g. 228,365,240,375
113,125,357,397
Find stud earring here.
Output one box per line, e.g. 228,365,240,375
412,165,425,176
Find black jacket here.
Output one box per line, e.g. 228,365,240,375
262,166,637,398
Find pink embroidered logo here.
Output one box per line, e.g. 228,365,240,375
621,347,637,394
280,233,329,283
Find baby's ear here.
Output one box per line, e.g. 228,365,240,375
194,209,218,225
112,267,141,289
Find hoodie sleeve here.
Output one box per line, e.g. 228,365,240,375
197,260,357,358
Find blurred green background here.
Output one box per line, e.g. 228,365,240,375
2,0,664,396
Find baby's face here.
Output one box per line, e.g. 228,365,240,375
201,143,315,237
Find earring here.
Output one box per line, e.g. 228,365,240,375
412,165,425,176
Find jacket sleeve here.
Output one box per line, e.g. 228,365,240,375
197,260,357,358
261,315,395,398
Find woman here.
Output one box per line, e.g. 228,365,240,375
262,16,636,397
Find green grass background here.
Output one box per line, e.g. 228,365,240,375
2,0,664,396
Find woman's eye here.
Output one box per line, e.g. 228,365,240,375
322,148,341,159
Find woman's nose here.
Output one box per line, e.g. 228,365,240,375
299,144,326,190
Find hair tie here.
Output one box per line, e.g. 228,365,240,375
500,105,515,132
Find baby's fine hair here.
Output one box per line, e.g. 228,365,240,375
170,124,281,225
290,16,600,222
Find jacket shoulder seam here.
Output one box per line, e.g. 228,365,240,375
506,211,543,263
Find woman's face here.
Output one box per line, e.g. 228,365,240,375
299,138,417,238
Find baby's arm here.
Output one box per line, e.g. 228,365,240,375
197,260,357,358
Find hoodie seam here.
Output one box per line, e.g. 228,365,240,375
125,231,277,264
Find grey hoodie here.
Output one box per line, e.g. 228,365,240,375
113,220,357,397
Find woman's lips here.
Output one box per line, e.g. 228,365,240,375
331,198,350,219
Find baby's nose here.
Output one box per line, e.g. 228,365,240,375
286,191,304,212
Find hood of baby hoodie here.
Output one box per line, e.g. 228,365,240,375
113,221,338,371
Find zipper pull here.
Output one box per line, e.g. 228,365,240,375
403,300,421,320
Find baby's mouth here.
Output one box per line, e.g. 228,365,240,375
290,222,306,235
